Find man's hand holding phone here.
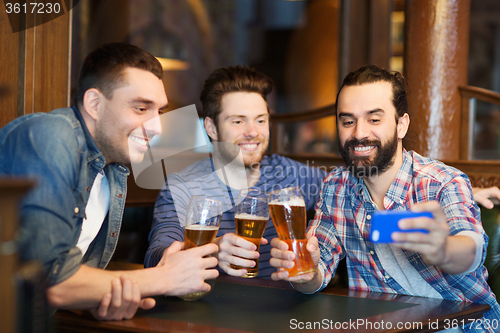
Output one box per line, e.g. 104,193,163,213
375,202,461,270
370,210,432,243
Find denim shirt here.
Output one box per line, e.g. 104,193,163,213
0,107,129,287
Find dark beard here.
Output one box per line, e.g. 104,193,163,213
339,131,398,178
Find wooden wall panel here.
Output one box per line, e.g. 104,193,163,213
24,9,72,115
338,0,392,83
0,9,21,128
0,2,71,128
368,0,391,69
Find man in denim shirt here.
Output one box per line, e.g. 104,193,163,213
0,43,218,320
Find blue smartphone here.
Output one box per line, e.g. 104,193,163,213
369,211,433,243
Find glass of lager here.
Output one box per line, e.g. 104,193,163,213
268,186,316,277
230,189,269,278
178,196,223,301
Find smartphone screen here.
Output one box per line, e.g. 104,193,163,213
370,211,432,243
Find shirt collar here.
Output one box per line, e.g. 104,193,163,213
384,149,413,209
351,172,369,202
72,106,105,167
349,149,413,209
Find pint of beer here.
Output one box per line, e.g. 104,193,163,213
178,196,222,301
268,187,316,277
184,225,219,250
230,189,269,278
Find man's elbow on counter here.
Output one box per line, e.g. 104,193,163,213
46,284,71,309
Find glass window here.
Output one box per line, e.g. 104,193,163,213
467,0,500,160
468,1,500,93
470,99,500,160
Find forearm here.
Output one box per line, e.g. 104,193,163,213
47,265,116,309
438,235,476,275
146,214,185,268
145,224,183,268
144,245,168,268
46,265,165,309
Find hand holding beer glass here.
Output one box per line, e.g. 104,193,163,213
268,187,316,277
179,196,222,301
230,189,269,278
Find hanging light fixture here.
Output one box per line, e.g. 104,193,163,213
128,1,190,71
140,26,190,71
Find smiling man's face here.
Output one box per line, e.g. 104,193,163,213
336,81,405,177
93,67,168,165
206,92,270,168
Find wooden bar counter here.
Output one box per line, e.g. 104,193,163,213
54,274,491,333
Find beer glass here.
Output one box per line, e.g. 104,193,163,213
178,196,223,301
268,186,316,277
230,189,269,278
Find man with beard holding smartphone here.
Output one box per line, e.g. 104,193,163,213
269,65,500,333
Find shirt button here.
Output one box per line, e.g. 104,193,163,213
366,215,371,220
111,232,117,237
385,274,390,280
74,207,79,214
117,193,123,198
370,251,374,255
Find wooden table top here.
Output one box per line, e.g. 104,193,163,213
53,275,491,333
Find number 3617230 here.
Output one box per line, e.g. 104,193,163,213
5,2,61,14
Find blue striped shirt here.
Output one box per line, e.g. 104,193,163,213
145,154,327,278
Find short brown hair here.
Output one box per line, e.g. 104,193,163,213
335,65,409,119
200,66,273,127
76,43,163,106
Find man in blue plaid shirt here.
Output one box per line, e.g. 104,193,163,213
270,65,500,332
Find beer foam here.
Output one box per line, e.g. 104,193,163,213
269,197,306,207
235,213,269,221
185,224,219,231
